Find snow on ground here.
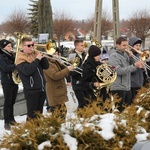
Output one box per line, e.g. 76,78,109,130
0,84,149,149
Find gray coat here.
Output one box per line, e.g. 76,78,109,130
130,53,144,88
108,49,137,91
128,37,144,88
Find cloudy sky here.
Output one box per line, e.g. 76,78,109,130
0,0,150,23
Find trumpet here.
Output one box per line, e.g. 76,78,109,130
34,40,56,55
125,45,150,70
32,45,83,75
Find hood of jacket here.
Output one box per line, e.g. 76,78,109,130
128,37,142,47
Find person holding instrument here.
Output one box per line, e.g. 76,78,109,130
44,48,74,115
0,39,18,130
15,36,49,121
69,39,87,108
128,37,145,102
82,45,108,102
108,37,144,112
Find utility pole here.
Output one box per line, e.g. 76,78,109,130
93,0,120,45
93,0,102,42
112,0,120,45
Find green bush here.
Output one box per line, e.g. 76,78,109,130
0,86,150,149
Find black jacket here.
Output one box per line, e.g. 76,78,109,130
17,57,49,92
82,56,107,100
0,49,16,84
69,50,86,90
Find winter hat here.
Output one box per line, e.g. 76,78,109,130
0,39,11,49
88,45,101,57
101,48,109,60
128,37,142,47
101,53,109,61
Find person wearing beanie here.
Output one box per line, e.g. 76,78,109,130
108,37,144,112
0,39,11,49
0,39,19,130
88,45,101,58
82,45,107,102
128,37,145,102
101,49,109,63
101,53,109,61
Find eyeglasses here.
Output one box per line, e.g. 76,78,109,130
24,44,34,47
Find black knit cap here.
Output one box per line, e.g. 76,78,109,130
88,45,101,57
0,39,11,49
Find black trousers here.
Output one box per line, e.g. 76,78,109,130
73,90,87,108
2,83,18,123
24,90,46,119
111,90,132,112
131,87,140,102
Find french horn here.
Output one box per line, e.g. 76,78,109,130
93,63,117,97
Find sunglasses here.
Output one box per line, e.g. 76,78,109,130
24,44,34,47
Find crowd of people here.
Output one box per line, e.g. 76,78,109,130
0,36,149,130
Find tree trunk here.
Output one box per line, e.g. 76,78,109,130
38,0,53,39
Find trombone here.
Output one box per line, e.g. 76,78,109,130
33,42,83,74
127,44,150,61
125,45,150,70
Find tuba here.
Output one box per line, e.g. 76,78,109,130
93,63,117,97
12,32,30,84
91,38,102,48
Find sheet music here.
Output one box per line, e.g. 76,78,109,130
38,33,49,44
68,53,76,61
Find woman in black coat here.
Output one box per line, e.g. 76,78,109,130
0,39,18,130
82,45,107,104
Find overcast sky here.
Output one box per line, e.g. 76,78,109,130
0,0,150,23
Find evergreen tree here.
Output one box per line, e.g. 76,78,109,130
28,0,53,39
38,0,53,39
28,0,38,38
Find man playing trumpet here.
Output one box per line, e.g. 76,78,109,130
15,36,49,121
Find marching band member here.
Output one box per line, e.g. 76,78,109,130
43,48,74,116
128,37,144,101
0,39,18,130
82,45,107,103
15,37,49,121
108,37,144,112
69,39,87,108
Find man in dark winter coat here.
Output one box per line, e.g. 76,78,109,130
15,37,49,120
0,39,18,130
69,39,87,108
